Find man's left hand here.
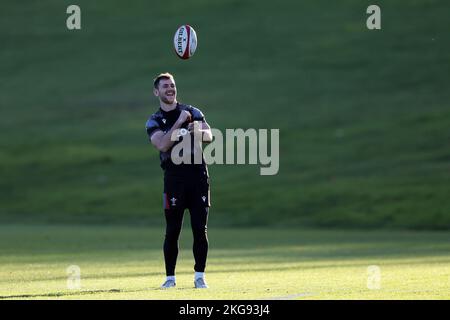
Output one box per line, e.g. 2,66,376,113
187,121,202,133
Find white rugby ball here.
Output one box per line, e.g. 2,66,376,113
173,25,197,59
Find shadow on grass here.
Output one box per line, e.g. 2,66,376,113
0,287,167,299
0,285,208,299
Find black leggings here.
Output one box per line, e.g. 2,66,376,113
164,206,209,276
162,167,211,276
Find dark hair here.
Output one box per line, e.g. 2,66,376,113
153,72,174,89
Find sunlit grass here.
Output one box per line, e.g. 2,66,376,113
0,225,448,299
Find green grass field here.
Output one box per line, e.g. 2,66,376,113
1,0,449,229
1,225,449,299
1,0,449,301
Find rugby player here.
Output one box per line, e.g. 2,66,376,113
145,73,212,289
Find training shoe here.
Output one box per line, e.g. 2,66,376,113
194,277,209,289
161,279,176,289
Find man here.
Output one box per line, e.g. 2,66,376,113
145,73,213,289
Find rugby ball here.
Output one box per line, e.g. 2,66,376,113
173,25,197,59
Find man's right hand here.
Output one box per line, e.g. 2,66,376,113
151,110,192,153
177,110,192,125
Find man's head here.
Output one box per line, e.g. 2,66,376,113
153,72,177,105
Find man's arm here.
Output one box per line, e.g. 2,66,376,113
188,120,213,142
151,110,191,152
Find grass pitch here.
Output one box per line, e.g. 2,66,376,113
0,225,449,300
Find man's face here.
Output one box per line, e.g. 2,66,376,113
155,78,177,104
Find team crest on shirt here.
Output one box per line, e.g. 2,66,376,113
202,196,206,202
162,118,166,124
170,197,177,206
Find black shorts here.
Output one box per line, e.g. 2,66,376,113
163,165,211,211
